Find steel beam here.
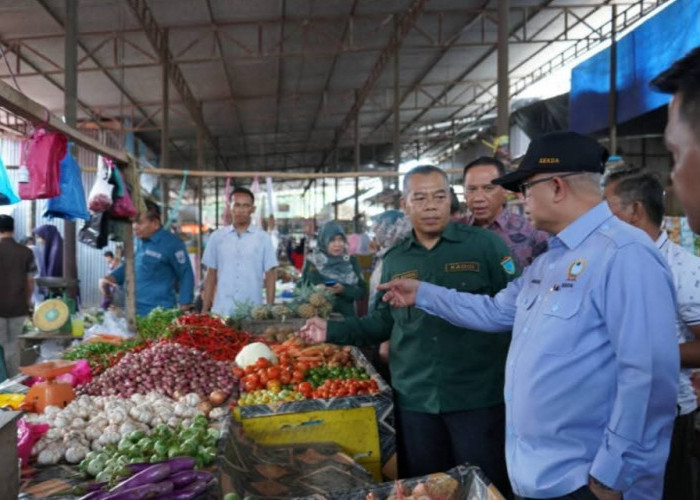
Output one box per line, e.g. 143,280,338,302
304,0,430,193
204,0,248,161
124,0,228,169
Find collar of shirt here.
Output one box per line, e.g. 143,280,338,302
226,224,256,236
142,227,166,244
553,201,612,250
464,208,508,230
404,221,461,249
654,230,669,250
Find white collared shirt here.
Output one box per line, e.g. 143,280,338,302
656,230,700,415
202,224,278,316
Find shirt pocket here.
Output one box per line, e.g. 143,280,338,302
538,293,582,355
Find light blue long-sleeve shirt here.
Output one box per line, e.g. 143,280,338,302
415,202,679,499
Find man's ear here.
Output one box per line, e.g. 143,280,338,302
630,200,646,224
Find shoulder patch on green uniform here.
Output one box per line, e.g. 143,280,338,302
500,256,516,275
444,261,480,273
392,270,419,280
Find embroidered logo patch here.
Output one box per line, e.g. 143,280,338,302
445,261,480,273
567,258,587,280
175,250,187,264
392,270,419,280
500,256,516,275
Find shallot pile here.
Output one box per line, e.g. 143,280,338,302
77,342,236,400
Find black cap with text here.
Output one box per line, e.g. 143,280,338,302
492,131,609,192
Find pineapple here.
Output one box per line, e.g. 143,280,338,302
296,303,317,319
251,305,270,320
308,292,326,307
317,303,333,319
271,304,292,320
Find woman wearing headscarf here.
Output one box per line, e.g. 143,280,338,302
33,225,63,278
298,221,365,317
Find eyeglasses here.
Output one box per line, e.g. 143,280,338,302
519,172,582,197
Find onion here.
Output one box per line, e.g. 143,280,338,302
209,390,227,406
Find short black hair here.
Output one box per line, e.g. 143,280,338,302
229,186,255,204
613,173,665,227
601,165,643,188
103,250,114,258
0,215,14,232
142,200,162,223
402,165,448,193
650,46,700,137
462,156,506,181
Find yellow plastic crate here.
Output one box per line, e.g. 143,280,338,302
236,406,383,481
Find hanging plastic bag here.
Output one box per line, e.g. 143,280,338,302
0,155,19,205
17,128,66,200
109,165,137,219
88,155,114,212
79,211,110,249
44,150,90,220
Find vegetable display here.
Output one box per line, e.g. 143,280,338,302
135,308,183,341
77,342,236,400
169,314,251,361
78,456,215,500
78,416,219,483
23,392,227,467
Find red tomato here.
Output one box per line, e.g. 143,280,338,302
266,366,281,381
256,357,270,369
297,382,313,396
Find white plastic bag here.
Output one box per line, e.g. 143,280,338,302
87,156,114,212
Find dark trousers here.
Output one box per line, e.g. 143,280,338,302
514,485,597,500
396,404,512,499
663,410,698,500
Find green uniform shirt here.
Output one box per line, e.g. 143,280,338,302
299,256,366,317
328,222,516,413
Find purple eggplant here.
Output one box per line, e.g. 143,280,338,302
109,463,171,494
103,480,174,500
169,470,198,489
165,456,196,473
152,479,208,500
79,491,111,500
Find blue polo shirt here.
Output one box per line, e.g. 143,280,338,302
414,202,679,499
111,227,194,316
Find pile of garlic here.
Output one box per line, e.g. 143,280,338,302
23,392,227,465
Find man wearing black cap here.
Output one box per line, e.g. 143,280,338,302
0,215,37,379
377,131,680,500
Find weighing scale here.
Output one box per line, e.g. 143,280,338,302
19,360,75,413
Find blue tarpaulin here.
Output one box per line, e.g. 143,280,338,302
570,0,700,134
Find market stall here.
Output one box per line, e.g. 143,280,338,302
4,309,504,500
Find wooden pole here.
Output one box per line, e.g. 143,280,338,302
63,0,78,302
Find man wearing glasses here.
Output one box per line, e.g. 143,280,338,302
376,132,679,500
300,165,516,496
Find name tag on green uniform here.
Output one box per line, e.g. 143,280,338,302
392,270,419,280
445,261,480,273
